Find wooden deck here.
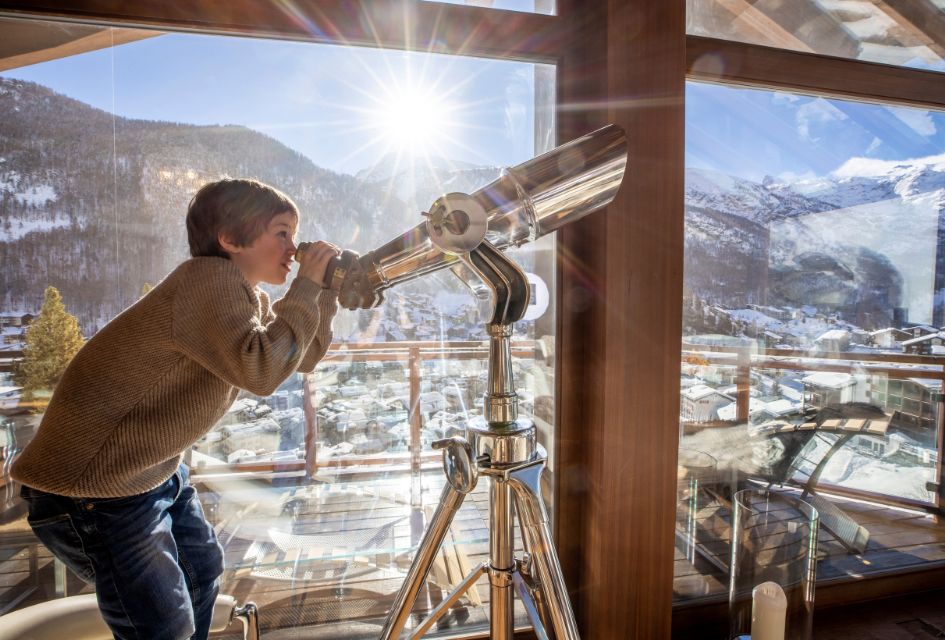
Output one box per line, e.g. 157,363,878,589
0,470,532,638
3,467,945,637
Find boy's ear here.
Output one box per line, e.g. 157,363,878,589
218,233,242,255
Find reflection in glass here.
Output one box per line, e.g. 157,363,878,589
687,0,945,73
676,81,945,604
729,490,818,640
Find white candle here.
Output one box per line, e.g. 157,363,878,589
751,581,787,640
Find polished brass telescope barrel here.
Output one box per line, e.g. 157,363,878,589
329,123,628,309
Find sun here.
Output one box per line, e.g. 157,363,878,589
368,84,457,156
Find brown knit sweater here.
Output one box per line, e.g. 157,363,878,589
11,256,337,498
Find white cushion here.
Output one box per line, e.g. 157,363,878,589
0,593,237,639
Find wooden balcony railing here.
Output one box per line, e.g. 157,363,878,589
194,339,538,482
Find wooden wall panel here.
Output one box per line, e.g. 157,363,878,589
556,1,686,638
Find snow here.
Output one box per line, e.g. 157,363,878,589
771,194,940,325
1,213,74,241
763,399,801,417
0,173,58,206
832,153,945,180
801,371,854,389
682,384,729,401
829,458,934,502
727,308,783,328
816,329,849,341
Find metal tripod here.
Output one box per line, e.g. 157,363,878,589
379,240,580,640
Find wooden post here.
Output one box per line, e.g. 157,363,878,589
302,374,318,478
737,347,751,424
409,346,422,507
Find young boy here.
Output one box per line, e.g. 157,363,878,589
11,178,340,640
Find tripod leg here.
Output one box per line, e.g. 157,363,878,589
513,570,551,640
490,478,516,640
380,483,468,640
509,462,581,640
409,562,488,638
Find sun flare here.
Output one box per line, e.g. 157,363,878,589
369,84,456,155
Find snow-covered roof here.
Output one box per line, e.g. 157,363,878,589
815,329,850,341
681,384,732,401
902,331,945,346
716,398,766,421
802,371,855,389
780,386,803,402
728,308,783,328
763,399,801,417
680,375,705,389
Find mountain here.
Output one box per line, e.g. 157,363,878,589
684,158,945,328
0,78,448,333
786,155,945,209
5,75,944,336
356,151,502,215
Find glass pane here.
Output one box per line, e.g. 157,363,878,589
0,15,556,636
687,0,945,73
677,80,945,604
424,0,555,15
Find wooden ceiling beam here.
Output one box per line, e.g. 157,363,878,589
871,0,945,58
0,26,158,71
0,0,564,62
712,0,815,52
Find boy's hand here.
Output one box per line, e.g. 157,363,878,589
295,241,341,288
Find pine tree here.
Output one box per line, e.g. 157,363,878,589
14,286,85,398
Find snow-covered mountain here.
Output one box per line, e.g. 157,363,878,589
4,74,944,335
685,168,835,224
356,151,502,214
0,78,439,333
787,154,945,209
685,155,945,328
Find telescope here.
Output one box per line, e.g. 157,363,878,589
324,123,627,312
324,124,627,640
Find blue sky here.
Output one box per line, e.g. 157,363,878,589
3,31,943,182
686,82,945,182
1,32,547,175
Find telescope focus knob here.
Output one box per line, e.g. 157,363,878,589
324,249,359,293
423,192,488,256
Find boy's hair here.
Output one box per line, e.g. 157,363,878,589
186,178,299,258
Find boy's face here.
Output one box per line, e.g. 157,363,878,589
220,211,299,287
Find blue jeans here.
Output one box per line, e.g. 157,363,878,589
20,464,224,640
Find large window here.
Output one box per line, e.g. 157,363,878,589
676,80,945,602
0,15,556,637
